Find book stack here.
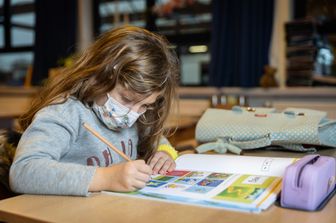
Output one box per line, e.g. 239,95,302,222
285,20,319,86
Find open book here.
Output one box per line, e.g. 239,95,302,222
104,154,297,213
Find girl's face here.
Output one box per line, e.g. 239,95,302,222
96,84,160,114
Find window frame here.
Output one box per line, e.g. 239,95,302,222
0,0,35,53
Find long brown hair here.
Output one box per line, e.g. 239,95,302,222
19,25,179,160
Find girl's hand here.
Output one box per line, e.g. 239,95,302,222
89,160,152,192
148,151,176,175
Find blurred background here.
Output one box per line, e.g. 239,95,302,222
0,0,335,88
1,0,336,146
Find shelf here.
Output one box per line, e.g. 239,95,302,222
312,76,336,86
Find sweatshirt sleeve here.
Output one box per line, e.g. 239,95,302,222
9,109,97,196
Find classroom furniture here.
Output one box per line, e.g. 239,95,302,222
165,115,198,147
3,86,336,117
0,192,334,223
1,86,336,146
0,86,335,222
178,87,336,119
2,86,336,120
0,149,335,223
0,86,37,129
285,19,319,86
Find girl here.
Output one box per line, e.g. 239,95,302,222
9,25,179,196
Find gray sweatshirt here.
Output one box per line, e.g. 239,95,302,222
9,97,164,196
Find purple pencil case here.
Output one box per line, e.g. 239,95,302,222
281,154,336,211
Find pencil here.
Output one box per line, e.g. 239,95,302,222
83,122,131,162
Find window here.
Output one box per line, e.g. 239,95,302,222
95,0,212,86
0,0,35,85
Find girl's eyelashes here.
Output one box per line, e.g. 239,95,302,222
120,96,133,103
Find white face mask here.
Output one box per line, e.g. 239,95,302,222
93,94,143,130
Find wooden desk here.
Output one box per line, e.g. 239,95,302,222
0,96,31,118
0,86,37,118
0,190,335,223
0,149,335,223
0,86,37,128
165,115,198,147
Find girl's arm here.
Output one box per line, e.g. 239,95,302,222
10,107,96,196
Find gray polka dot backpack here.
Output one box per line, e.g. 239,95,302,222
195,106,336,154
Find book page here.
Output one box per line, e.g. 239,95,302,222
104,154,296,212
176,154,296,177
129,169,282,212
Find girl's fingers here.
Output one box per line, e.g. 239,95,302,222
133,179,147,189
159,160,172,175
136,162,152,175
134,171,151,183
148,154,161,169
152,156,167,174
167,161,176,172
148,151,176,174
